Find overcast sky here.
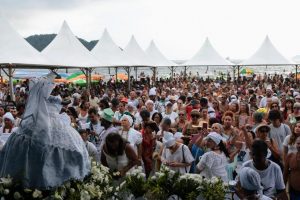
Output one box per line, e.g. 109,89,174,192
1,0,300,60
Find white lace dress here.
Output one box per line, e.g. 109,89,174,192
0,73,90,189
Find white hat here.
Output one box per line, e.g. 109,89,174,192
293,92,299,97
72,93,81,99
174,132,183,139
3,112,14,123
204,132,223,145
239,167,263,192
163,132,176,148
149,88,156,96
145,100,154,106
121,114,133,127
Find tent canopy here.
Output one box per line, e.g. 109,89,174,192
145,40,176,67
91,29,132,67
240,36,293,66
0,15,51,68
292,55,300,64
183,38,233,66
123,36,155,67
42,21,105,68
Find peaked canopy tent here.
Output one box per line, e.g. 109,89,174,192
42,21,108,88
182,38,233,78
240,36,295,80
91,29,133,87
123,36,155,89
145,40,177,79
0,15,57,101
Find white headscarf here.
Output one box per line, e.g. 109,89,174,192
3,112,15,123
121,114,133,127
239,167,263,193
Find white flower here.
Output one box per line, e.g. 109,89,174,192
1,197,5,200
211,177,219,184
3,189,9,195
32,189,42,198
70,188,75,194
0,177,13,187
80,190,91,200
13,192,22,199
65,181,71,188
24,188,32,193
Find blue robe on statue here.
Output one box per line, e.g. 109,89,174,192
0,73,90,189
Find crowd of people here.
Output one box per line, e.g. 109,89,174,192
0,72,300,199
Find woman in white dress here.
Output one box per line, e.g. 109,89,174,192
197,132,229,182
101,132,139,177
0,112,18,148
119,114,142,160
0,73,90,189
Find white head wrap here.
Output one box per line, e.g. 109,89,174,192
121,114,133,127
163,132,176,148
149,88,156,96
204,132,223,145
3,112,15,123
145,100,154,106
239,167,263,192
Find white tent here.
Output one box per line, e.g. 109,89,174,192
91,29,132,66
241,36,293,66
183,38,233,66
123,36,154,67
0,15,50,67
42,21,104,68
145,40,176,67
292,55,300,64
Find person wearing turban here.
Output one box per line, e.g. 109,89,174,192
119,114,142,163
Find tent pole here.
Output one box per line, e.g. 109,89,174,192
89,68,93,90
237,65,240,82
0,69,2,83
115,67,118,86
171,66,174,80
85,68,90,91
8,65,15,102
127,67,131,91
296,65,298,83
135,66,138,81
233,66,236,83
184,66,187,79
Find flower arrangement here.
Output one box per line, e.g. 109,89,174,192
173,173,203,200
198,177,228,200
143,166,180,200
0,161,116,200
0,163,228,200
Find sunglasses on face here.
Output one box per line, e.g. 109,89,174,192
191,115,199,118
179,114,185,116
271,105,278,108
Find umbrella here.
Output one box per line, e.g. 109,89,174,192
113,73,128,81
240,68,254,76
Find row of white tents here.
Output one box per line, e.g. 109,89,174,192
0,15,299,100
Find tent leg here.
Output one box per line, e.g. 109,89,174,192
135,67,138,81
184,66,187,79
296,65,298,83
8,66,15,102
0,69,2,84
89,69,93,90
115,67,118,86
84,68,90,91
237,65,240,82
126,67,131,91
233,66,236,83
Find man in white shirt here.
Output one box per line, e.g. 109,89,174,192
79,129,99,162
242,140,287,199
259,88,273,108
268,110,291,152
162,101,178,126
145,100,158,119
88,108,104,148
